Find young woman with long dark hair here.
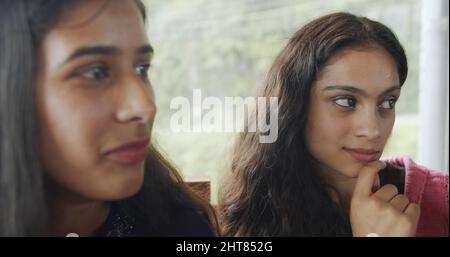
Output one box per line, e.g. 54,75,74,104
219,12,448,237
0,0,217,237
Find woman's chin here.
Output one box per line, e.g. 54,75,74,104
338,162,367,179
115,175,145,200
94,170,145,201
99,182,143,201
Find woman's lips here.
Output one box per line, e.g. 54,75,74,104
105,138,150,163
344,147,380,162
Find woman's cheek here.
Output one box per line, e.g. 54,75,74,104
380,114,396,146
49,93,107,159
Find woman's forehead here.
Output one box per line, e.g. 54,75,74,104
48,0,145,43
39,0,148,66
317,48,399,83
57,0,140,26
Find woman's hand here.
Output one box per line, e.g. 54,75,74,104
350,161,420,237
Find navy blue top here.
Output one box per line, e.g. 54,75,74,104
98,203,214,237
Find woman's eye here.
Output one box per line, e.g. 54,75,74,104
135,63,150,80
80,65,109,81
379,96,397,110
333,96,356,108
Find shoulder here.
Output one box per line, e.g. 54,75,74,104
383,155,449,236
382,155,448,202
164,207,215,237
100,203,215,237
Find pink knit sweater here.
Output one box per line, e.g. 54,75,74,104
383,155,449,237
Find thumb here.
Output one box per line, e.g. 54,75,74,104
371,173,381,193
353,161,386,197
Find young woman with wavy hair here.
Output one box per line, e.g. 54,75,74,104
219,12,448,237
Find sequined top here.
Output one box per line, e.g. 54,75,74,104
98,203,214,237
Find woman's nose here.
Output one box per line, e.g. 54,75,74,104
353,108,381,141
115,76,156,124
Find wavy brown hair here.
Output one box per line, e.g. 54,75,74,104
0,0,217,236
218,12,407,236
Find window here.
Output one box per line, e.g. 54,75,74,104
144,0,447,203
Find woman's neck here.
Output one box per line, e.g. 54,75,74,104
45,183,110,237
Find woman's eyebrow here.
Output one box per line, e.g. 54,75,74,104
62,44,154,65
380,85,401,96
324,85,368,96
136,44,153,55
324,85,401,97
63,46,119,64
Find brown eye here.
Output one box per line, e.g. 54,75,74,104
334,96,356,108
379,96,397,110
80,65,109,81
135,63,150,80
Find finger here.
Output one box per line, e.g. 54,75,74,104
371,173,380,193
373,184,399,202
389,194,410,212
353,161,386,197
404,203,421,221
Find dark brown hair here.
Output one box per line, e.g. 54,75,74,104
0,0,217,236
219,12,407,236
